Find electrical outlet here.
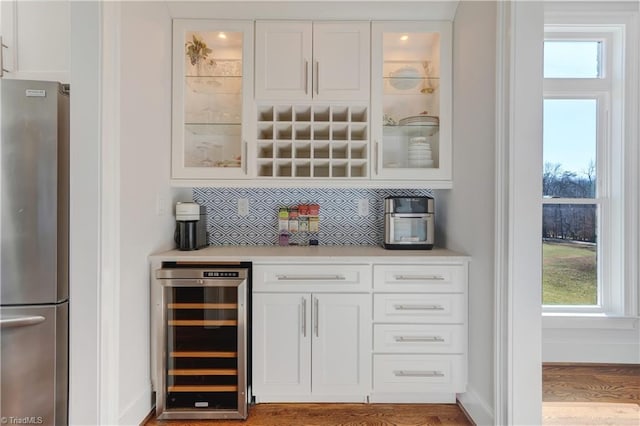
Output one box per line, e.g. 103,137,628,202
238,198,249,216
357,199,369,216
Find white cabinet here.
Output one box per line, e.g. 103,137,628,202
171,19,253,179
252,264,371,402
371,21,452,186
252,293,311,396
255,21,370,101
0,0,70,83
370,262,467,403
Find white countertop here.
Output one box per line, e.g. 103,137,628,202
149,245,469,263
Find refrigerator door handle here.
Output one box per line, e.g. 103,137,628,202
0,315,46,329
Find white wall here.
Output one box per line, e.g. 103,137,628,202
118,3,190,423
69,2,101,424
435,2,496,424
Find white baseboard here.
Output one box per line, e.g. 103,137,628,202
457,386,494,426
369,392,456,404
543,341,640,364
253,395,368,403
119,387,152,426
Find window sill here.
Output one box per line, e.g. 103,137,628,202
542,313,639,330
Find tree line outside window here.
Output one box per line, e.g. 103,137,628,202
542,162,596,243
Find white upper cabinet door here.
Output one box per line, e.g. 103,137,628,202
171,19,254,179
311,293,371,396
1,0,70,83
255,21,313,100
255,21,370,101
252,293,312,398
312,22,370,101
371,21,452,186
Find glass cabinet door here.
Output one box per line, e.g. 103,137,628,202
371,21,452,185
172,20,253,179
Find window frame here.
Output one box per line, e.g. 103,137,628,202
542,23,627,316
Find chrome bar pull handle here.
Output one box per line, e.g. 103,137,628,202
315,61,319,96
276,274,346,281
394,335,445,343
395,275,445,281
393,370,445,378
304,60,309,95
1,36,9,77
394,304,445,311
301,298,307,337
314,297,319,337
242,140,248,174
374,140,379,175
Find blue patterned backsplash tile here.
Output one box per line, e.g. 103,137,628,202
193,187,433,246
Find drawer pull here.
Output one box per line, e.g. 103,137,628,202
394,336,445,343
393,304,445,311
393,370,445,378
394,275,445,281
276,274,346,281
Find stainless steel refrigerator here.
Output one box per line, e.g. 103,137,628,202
1,80,69,425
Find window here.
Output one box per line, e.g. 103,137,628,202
542,23,629,315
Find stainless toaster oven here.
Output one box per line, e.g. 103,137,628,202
383,196,434,250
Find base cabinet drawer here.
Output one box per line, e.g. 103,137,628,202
373,293,465,323
253,264,371,292
372,354,466,394
373,324,465,354
373,264,466,293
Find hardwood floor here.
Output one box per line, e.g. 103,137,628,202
144,364,640,425
144,403,473,426
542,363,640,425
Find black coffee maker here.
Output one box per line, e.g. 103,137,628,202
174,202,207,250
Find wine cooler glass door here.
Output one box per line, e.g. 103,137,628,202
159,277,247,420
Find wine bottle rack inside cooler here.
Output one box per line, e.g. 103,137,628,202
154,268,248,420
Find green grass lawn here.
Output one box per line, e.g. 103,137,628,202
543,241,597,305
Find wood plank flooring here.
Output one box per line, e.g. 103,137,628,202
143,403,473,426
542,363,640,426
144,364,640,425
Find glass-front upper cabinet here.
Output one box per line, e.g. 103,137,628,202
371,21,452,186
172,20,253,179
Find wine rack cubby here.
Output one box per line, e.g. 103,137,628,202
256,104,369,178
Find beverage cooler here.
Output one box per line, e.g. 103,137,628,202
151,264,250,420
